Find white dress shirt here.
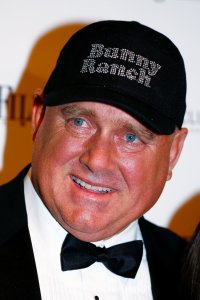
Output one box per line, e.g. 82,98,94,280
24,174,153,300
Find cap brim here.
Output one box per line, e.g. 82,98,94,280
44,85,175,134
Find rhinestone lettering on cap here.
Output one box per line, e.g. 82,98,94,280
80,43,162,88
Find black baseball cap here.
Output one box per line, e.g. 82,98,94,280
43,20,187,134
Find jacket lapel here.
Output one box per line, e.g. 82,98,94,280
0,166,42,300
0,227,41,300
139,217,186,300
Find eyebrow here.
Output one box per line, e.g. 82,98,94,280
61,104,96,118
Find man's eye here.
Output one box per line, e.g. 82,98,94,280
73,118,85,127
125,133,138,143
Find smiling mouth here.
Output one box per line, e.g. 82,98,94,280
71,175,113,194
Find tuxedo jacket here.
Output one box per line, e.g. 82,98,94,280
0,165,187,300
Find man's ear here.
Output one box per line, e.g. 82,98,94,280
32,89,46,141
167,128,188,180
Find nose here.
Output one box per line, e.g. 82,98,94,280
79,133,115,173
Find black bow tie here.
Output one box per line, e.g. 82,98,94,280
61,233,143,279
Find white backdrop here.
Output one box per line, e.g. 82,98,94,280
0,0,199,237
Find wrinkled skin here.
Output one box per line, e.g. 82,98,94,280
31,96,187,242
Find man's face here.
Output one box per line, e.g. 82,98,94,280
31,101,187,242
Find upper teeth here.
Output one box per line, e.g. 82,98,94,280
71,176,112,193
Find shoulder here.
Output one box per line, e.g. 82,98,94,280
139,216,187,256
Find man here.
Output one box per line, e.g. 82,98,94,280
0,20,188,300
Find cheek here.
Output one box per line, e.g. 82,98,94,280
32,130,85,200
119,151,170,208
118,154,148,187
51,138,81,165
36,129,84,167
